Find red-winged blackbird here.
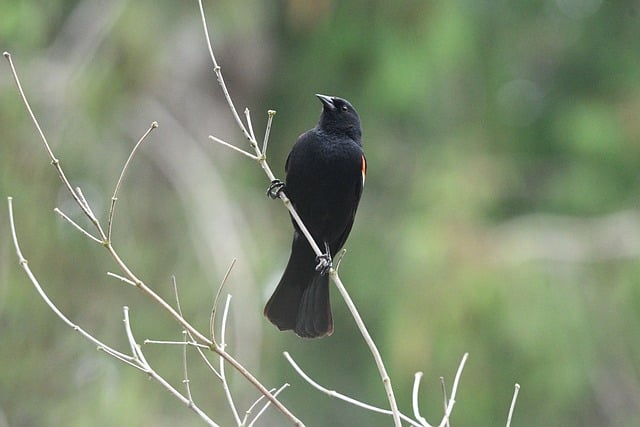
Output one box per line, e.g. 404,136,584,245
264,94,366,338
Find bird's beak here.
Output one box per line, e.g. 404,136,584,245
316,94,336,110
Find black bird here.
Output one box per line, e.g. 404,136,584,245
264,94,366,338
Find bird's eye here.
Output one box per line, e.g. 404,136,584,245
341,104,348,112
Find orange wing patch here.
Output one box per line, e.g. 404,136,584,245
361,154,367,187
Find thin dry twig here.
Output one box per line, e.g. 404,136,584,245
5,50,303,426
261,110,276,154
284,352,423,427
219,294,242,425
168,275,222,379
181,329,194,402
195,3,402,425
7,198,138,368
122,307,219,426
144,339,207,348
8,196,218,425
412,372,429,426
439,377,450,427
244,108,258,145
106,271,137,286
54,207,102,243
5,51,210,345
75,187,98,221
108,121,158,240
506,383,520,427
196,4,323,261
3,52,93,224
248,383,290,427
209,135,258,160
329,271,402,424
196,2,251,142
211,258,237,344
437,353,469,427
170,275,194,403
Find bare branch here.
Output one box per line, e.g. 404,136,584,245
333,248,347,273
123,306,142,360
106,271,137,286
248,383,290,427
108,121,158,240
209,135,259,160
172,275,185,317
437,353,469,427
169,275,222,378
144,339,207,348
411,372,430,427
122,307,219,427
284,352,422,427
182,330,194,403
506,383,521,427
3,52,107,239
244,108,258,148
7,197,135,367
192,344,222,380
75,187,97,220
439,377,450,427
261,110,276,155
6,50,302,425
195,1,403,423
3,52,56,162
196,1,251,141
329,270,402,426
54,208,102,243
211,258,237,344
219,294,242,425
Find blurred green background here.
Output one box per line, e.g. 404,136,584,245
2,0,640,426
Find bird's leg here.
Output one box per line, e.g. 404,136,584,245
315,242,333,275
266,179,286,199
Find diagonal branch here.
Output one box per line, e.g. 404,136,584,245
248,383,290,427
8,197,138,370
284,352,422,427
196,1,251,142
54,207,102,243
437,353,469,427
5,50,304,427
218,294,242,425
108,121,158,240
506,383,521,427
122,306,219,426
195,3,402,425
4,52,107,240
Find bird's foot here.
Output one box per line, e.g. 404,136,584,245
266,179,286,199
315,243,333,275
315,253,333,276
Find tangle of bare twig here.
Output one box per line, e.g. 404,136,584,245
4,49,303,426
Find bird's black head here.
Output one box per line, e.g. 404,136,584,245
316,94,362,143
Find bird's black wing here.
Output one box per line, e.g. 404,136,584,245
330,152,366,254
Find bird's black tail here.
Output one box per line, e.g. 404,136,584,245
264,232,333,338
